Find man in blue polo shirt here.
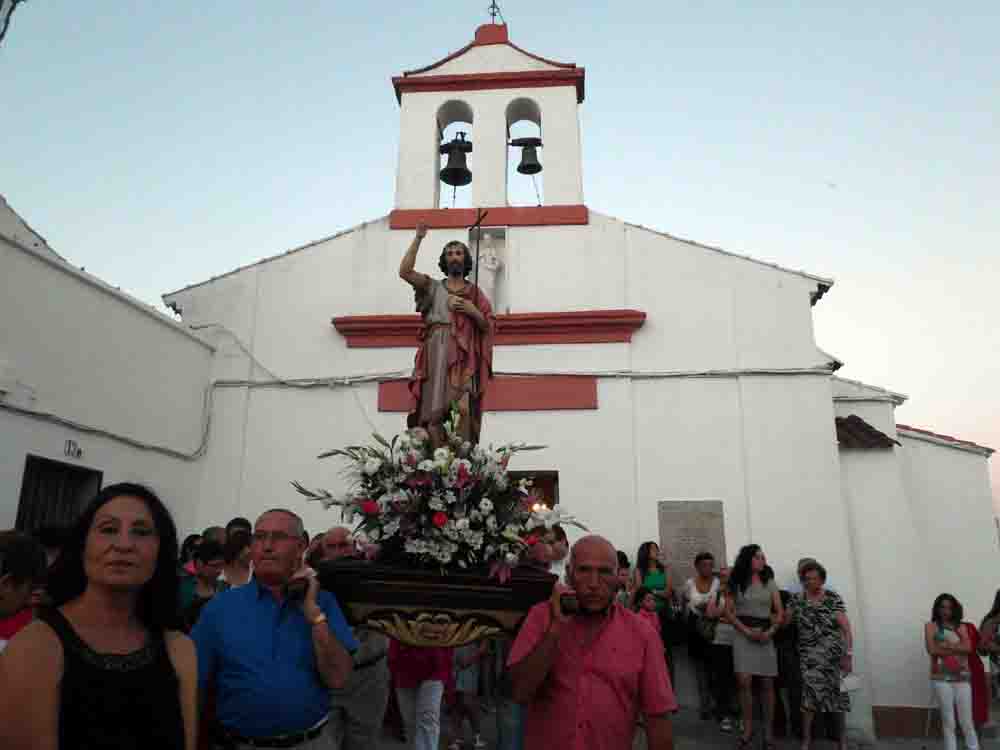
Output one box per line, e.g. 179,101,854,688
193,508,358,749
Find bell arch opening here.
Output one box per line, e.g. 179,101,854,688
436,100,474,209
506,97,543,207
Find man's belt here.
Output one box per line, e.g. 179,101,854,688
214,718,328,748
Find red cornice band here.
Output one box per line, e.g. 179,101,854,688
332,309,646,348
378,375,598,413
389,205,588,230
392,69,586,104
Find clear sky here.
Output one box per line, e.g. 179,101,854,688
3,1,998,502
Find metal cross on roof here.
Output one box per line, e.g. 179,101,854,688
487,1,505,24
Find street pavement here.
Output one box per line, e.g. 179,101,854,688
373,702,1000,750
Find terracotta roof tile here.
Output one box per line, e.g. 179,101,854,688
896,424,995,455
835,415,900,450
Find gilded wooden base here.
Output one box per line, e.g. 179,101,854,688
317,560,555,647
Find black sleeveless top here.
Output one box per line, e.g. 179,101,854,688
39,608,185,750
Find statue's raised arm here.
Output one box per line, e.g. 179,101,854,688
399,223,430,290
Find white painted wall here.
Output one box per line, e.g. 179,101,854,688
898,435,998,630
838,445,933,709
163,213,838,539
0,235,212,532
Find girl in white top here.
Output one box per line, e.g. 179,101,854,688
925,593,978,750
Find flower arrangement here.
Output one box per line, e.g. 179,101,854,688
293,406,585,581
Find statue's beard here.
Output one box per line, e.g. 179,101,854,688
447,262,465,277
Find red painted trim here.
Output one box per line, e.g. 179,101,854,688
896,424,995,453
378,375,598,413
403,29,575,77
403,42,476,77
393,69,585,103
389,205,588,230
504,41,578,70
474,24,509,45
495,310,646,345
332,309,646,348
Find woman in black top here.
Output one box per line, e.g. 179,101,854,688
0,483,196,749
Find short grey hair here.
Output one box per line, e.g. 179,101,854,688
257,508,304,537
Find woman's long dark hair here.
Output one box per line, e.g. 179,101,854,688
730,544,772,596
48,483,180,632
981,589,1000,630
635,541,664,577
931,593,963,627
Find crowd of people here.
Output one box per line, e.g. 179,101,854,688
0,483,995,750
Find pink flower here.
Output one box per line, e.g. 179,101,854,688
453,462,473,489
432,512,448,528
405,472,433,489
360,500,379,516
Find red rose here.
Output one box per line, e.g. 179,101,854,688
360,500,379,516
524,534,539,547
432,512,448,528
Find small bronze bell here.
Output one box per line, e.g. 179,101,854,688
511,137,542,175
439,132,473,187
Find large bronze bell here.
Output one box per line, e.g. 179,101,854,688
511,137,543,175
439,132,473,187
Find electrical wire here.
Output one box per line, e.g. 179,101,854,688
2,307,835,463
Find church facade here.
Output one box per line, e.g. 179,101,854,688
1,23,996,738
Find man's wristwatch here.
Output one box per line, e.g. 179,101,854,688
311,613,328,627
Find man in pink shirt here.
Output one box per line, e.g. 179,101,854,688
508,535,677,750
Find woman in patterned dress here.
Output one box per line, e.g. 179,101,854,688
789,560,853,750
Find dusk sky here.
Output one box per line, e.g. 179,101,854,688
3,1,997,502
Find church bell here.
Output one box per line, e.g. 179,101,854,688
439,132,473,187
511,137,543,175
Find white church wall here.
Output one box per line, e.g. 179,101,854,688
494,342,631,374
0,236,212,453
839,446,933,710
194,377,638,546
630,377,748,559
0,236,211,531
736,374,874,734
505,220,626,313
898,436,998,627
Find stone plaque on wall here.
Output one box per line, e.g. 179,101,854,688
657,500,726,584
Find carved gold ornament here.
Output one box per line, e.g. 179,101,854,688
364,609,503,647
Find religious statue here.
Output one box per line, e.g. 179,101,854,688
399,223,495,447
